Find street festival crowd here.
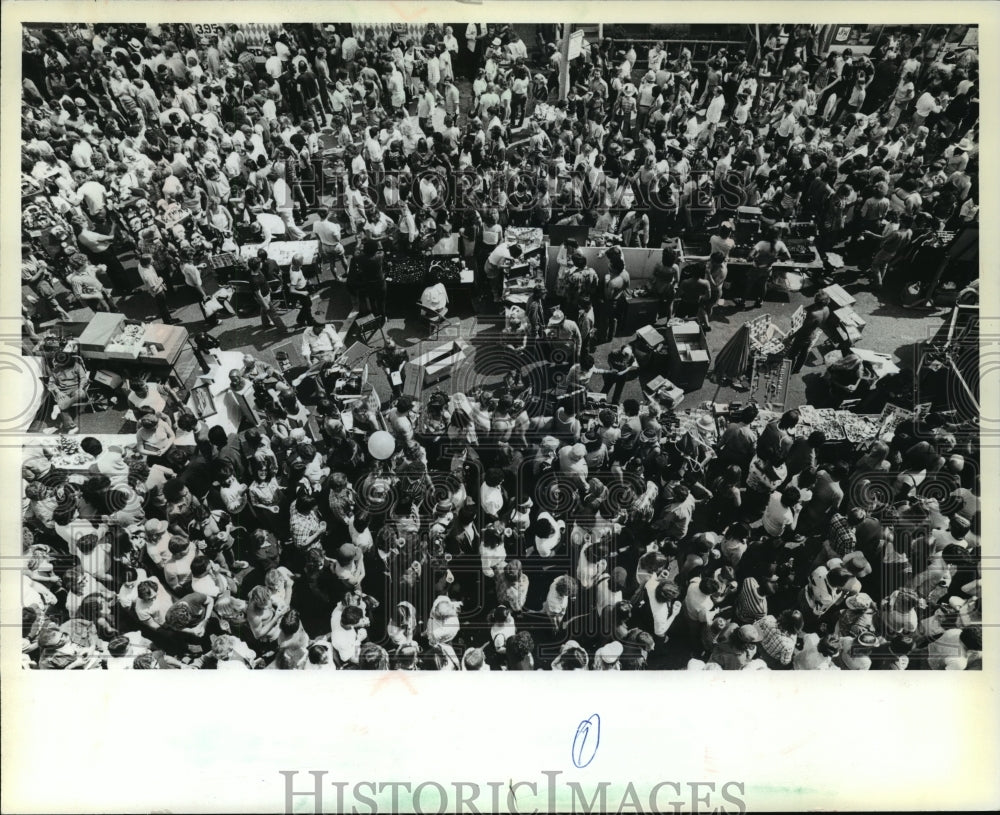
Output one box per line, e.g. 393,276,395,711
20,23,982,670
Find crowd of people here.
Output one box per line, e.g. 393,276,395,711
20,22,981,670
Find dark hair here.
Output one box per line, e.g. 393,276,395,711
699,576,721,596
341,605,364,627
779,409,800,429
959,625,982,651
176,411,198,432
79,437,103,457
76,534,99,555
780,487,801,508
295,493,317,513
780,609,805,633
162,478,187,504
358,642,388,670
557,396,577,416
190,555,211,578
506,630,535,666
279,609,300,634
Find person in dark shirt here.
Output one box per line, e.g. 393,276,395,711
353,238,387,316
296,63,323,128
377,339,408,398
716,404,759,475
757,409,800,462
786,291,832,373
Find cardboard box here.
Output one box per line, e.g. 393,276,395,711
635,325,666,351
823,284,856,308
666,321,711,391
77,313,124,353
834,307,867,330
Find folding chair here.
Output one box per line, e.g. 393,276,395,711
268,277,289,311
225,278,257,317
418,303,449,340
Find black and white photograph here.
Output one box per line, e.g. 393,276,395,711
2,1,997,812
15,15,985,671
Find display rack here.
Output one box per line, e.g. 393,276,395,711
748,353,791,411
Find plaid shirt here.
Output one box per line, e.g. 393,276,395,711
289,507,323,549
757,615,797,666
827,514,856,558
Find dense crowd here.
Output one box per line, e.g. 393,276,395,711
20,22,981,670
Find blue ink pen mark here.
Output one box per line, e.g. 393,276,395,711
571,714,601,768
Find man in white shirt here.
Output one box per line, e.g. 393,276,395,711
912,90,942,127
300,320,344,363
510,70,530,128
363,126,384,170
264,45,283,80
162,536,196,593
387,67,405,111
70,137,94,170
330,602,368,665
761,487,801,538
75,174,108,216
340,34,359,64
270,164,306,239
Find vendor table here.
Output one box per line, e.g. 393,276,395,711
37,433,138,474
503,273,546,308
385,255,474,316
185,350,250,436
76,313,188,369
506,227,546,253
26,433,175,492
239,240,319,266
545,245,664,290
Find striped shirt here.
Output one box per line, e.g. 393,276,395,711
735,578,768,624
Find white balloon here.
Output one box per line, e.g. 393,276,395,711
367,430,396,460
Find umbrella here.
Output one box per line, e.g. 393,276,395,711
710,323,753,402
